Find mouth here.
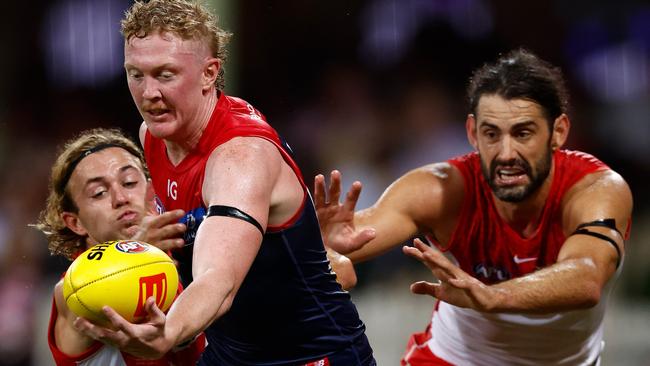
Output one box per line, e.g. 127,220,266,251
494,166,529,186
118,210,139,223
144,107,172,119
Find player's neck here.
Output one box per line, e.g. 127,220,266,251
494,165,555,237
166,91,218,165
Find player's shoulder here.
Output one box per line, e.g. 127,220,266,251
403,162,464,190
565,148,629,193
569,167,631,202
389,162,465,208
214,135,280,157
222,94,268,124
562,159,633,216
207,136,283,177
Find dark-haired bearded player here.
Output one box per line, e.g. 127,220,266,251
315,49,633,365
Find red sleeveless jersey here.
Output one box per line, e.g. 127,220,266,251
143,93,373,364
437,150,608,284
144,94,305,216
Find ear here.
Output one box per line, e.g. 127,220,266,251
202,57,221,92
551,113,570,150
61,211,88,237
466,114,479,150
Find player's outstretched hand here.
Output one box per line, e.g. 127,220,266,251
314,170,376,254
132,209,186,251
73,297,173,359
403,239,504,312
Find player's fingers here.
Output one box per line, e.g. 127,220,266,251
74,316,126,347
342,181,363,212
347,229,376,252
103,306,135,335
412,238,433,252
403,244,453,282
413,239,459,277
73,317,105,339
145,297,166,326
156,223,187,238
410,281,440,297
403,245,440,274
314,174,326,207
403,245,427,263
329,170,342,204
421,250,458,279
150,209,185,226
153,238,185,251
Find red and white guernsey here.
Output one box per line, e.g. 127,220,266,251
48,298,180,366
415,150,620,365
48,280,205,365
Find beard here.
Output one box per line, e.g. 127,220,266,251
480,144,553,203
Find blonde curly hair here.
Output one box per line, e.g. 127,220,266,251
34,128,148,261
121,0,232,91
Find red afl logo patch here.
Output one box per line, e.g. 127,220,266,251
115,241,150,253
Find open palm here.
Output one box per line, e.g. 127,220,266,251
313,171,375,254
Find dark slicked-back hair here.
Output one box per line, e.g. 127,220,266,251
467,49,569,126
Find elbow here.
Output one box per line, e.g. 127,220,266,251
219,282,237,315
578,281,602,309
573,258,607,309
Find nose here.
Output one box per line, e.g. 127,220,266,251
497,136,518,162
111,186,129,208
142,77,162,100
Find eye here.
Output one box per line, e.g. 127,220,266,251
91,189,107,198
158,71,174,80
123,180,138,188
482,129,499,140
128,71,143,81
515,129,532,139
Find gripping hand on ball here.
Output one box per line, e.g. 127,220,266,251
74,297,174,359
132,209,186,251
314,170,376,255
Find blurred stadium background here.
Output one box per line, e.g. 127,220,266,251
0,0,649,365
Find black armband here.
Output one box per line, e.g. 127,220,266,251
206,205,265,235
571,218,622,268
574,218,622,237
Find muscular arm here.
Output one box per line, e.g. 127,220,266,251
74,137,284,357
163,137,277,345
406,170,632,313
347,163,464,263
493,170,631,312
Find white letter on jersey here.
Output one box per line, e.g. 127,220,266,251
167,179,178,200
246,103,263,121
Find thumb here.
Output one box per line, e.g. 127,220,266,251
410,281,440,297
345,228,376,253
145,297,166,326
